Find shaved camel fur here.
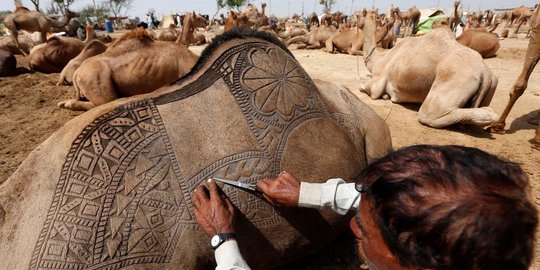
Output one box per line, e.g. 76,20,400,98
0,29,391,269
58,13,205,111
360,10,498,128
492,6,540,149
27,32,87,73
3,8,78,55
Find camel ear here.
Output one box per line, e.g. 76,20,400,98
362,9,367,17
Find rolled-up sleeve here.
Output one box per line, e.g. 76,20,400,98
215,240,251,270
298,178,360,215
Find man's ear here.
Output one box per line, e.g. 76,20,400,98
349,217,363,240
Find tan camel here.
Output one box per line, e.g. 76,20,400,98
308,12,319,30
286,25,337,49
393,6,420,36
457,29,500,58
224,11,251,31
325,13,394,55
491,6,540,149
485,10,495,27
58,12,205,111
27,33,86,73
242,2,268,28
3,7,78,55
156,24,180,41
277,23,308,40
510,5,533,33
0,29,391,270
360,9,498,128
57,27,106,85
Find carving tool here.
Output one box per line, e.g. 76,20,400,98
212,177,264,196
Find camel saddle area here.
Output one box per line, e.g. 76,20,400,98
0,30,391,269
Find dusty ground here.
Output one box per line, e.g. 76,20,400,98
1,38,539,269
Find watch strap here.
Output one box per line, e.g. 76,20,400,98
212,233,237,249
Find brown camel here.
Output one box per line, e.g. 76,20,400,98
457,29,500,58
491,6,540,149
308,12,319,30
27,34,86,73
58,13,204,111
0,50,16,76
224,11,251,31
277,23,308,40
360,9,498,128
511,5,533,33
484,10,495,26
286,25,337,49
57,27,106,85
3,7,78,55
0,29,392,270
393,6,420,36
0,30,37,55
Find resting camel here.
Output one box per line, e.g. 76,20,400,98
0,29,392,270
393,6,420,36
155,24,180,41
457,29,500,58
360,9,498,128
3,7,78,55
325,12,395,55
27,33,86,73
0,50,16,76
58,12,205,111
277,23,308,40
58,27,107,85
491,6,540,149
286,25,337,49
308,12,319,29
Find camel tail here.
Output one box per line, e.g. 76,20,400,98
286,34,307,45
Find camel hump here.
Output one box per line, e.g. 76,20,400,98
109,28,154,48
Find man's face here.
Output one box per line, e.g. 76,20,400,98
349,197,411,270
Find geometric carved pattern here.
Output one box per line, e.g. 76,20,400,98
30,101,185,269
31,39,343,269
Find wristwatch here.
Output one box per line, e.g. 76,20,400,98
210,233,237,249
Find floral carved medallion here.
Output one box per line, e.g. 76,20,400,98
242,48,312,120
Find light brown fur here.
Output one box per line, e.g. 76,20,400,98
27,36,85,73
361,10,499,128
58,18,199,111
286,25,337,49
457,30,500,58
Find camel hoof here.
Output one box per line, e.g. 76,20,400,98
489,123,506,134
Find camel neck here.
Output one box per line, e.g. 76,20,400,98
362,16,378,65
178,15,194,46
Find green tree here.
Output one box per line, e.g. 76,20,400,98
217,0,246,11
106,0,133,19
79,3,109,24
319,0,335,13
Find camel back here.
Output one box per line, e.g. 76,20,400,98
2,30,381,269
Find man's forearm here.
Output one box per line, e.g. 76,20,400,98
298,178,360,215
215,240,251,270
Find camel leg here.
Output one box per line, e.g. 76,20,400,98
57,99,96,111
491,33,540,133
325,37,334,53
297,44,308,49
418,74,498,128
533,122,540,150
361,75,387,99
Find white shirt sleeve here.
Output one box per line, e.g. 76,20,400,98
298,178,360,215
215,240,251,270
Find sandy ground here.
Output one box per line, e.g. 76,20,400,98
1,38,539,269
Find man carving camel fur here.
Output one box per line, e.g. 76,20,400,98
360,9,498,128
0,30,391,269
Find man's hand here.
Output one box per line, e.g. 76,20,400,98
192,179,235,237
257,172,300,207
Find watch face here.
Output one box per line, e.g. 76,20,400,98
211,235,221,247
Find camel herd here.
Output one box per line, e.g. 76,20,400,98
0,2,537,145
0,1,539,269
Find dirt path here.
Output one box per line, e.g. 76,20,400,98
0,38,539,268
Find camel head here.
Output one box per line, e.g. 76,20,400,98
454,1,461,8
64,9,80,19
